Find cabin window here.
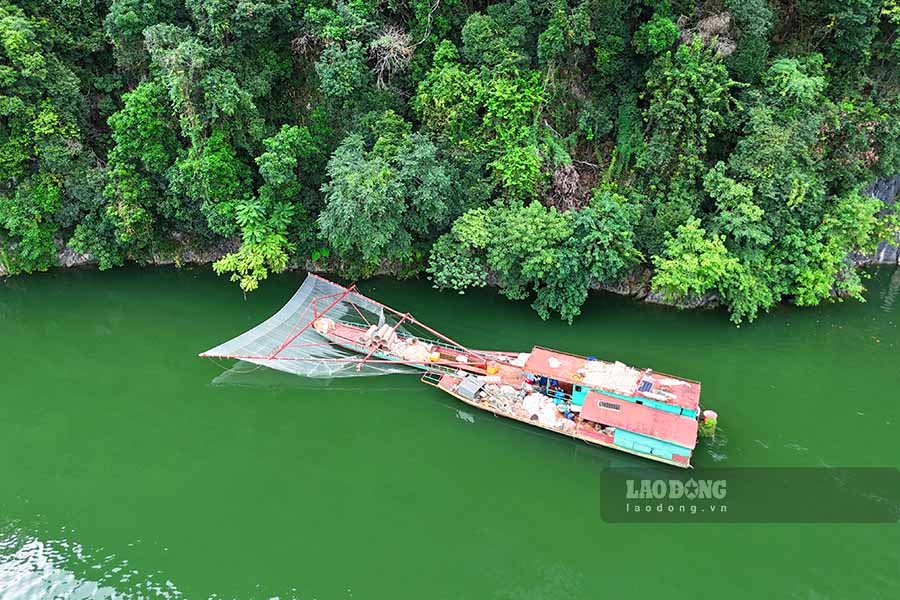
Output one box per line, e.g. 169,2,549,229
599,401,621,411
574,385,582,392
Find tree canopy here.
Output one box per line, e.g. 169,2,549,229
1,0,898,323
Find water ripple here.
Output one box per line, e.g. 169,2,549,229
0,525,182,600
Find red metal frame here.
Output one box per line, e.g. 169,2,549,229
268,285,355,358
202,273,494,368
307,273,491,362
208,354,481,368
347,299,373,326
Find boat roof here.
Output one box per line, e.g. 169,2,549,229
523,346,701,411
580,391,699,449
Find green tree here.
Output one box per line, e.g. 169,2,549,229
0,1,87,273
430,188,640,321
652,218,737,302
318,115,460,274
213,124,317,291
102,82,180,253
725,0,773,82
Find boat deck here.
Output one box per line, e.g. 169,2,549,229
425,371,688,467
327,320,519,373
524,346,701,412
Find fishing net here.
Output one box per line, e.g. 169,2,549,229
201,274,421,378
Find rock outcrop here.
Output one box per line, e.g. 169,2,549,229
859,175,900,265
596,268,721,309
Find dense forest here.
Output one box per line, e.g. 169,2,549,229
1,0,899,322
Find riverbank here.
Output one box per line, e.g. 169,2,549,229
4,176,899,314
3,245,722,308
0,233,890,313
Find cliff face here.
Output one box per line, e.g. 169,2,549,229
860,175,900,265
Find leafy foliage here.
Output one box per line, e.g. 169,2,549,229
213,125,317,291
429,188,641,321
318,113,460,275
652,217,738,302
0,0,898,325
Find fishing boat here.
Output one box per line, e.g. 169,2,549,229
421,348,707,468
200,274,715,467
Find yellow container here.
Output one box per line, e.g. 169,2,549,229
486,361,499,375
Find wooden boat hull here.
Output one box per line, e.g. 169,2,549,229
318,320,520,375
422,372,692,468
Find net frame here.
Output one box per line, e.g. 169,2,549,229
200,273,493,378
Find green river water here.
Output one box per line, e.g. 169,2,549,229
2,266,899,600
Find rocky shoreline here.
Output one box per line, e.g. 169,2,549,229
4,177,899,311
